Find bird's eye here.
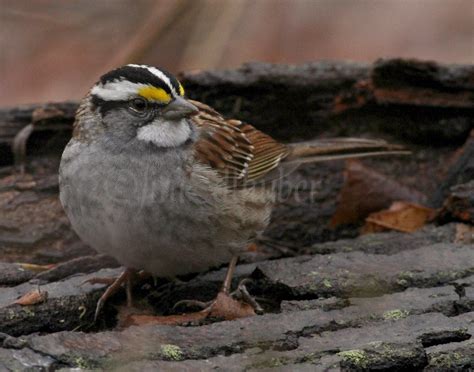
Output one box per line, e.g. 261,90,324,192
129,98,148,113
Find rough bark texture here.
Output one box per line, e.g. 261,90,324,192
0,59,473,371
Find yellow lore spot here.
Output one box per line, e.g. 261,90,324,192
178,83,185,96
138,86,171,103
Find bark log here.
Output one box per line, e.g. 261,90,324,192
0,59,473,371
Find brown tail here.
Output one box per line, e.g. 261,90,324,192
284,138,410,164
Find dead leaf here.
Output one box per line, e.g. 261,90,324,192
115,302,207,328
246,242,258,252
18,263,56,273
14,289,48,306
362,201,436,234
208,292,255,320
331,160,426,227
119,292,255,328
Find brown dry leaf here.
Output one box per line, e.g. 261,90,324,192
208,292,255,320
14,289,48,306
246,242,258,252
120,292,255,328
331,160,426,227
18,263,56,273
454,223,474,244
362,201,436,234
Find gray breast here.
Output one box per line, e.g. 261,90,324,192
59,139,272,277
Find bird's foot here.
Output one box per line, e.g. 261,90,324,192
203,290,256,320
87,268,151,321
231,278,264,314
125,289,256,327
173,278,263,319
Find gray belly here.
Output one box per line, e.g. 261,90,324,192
59,140,272,277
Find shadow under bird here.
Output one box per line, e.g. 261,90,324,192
59,64,408,320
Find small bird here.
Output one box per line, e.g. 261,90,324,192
59,64,407,319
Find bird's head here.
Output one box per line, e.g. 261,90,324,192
87,64,198,147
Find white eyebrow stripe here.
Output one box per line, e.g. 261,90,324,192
127,64,177,95
91,80,148,101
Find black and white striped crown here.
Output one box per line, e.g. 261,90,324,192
91,64,184,102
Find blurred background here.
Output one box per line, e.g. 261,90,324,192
1,0,473,106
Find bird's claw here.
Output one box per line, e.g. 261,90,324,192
172,278,263,316
231,278,264,314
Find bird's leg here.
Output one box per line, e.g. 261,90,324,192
92,268,139,321
173,256,239,311
124,257,260,327
173,256,260,319
206,256,260,319
221,255,238,294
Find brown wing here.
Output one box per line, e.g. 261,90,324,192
190,100,289,188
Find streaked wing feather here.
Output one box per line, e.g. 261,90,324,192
190,100,289,187
238,122,288,182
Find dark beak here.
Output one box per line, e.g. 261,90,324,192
162,96,198,120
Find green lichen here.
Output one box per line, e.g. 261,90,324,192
322,278,332,288
160,344,184,361
307,283,320,293
267,358,284,367
22,307,35,317
7,309,16,320
338,342,426,370
436,270,460,281
74,357,90,369
397,278,408,287
397,271,414,284
68,355,97,369
338,349,368,368
383,309,410,320
300,352,317,363
372,341,417,360
429,352,468,368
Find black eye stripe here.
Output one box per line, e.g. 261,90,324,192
91,96,126,115
91,95,166,116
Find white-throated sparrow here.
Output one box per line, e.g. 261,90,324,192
59,64,406,320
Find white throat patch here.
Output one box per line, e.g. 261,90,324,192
137,119,191,147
